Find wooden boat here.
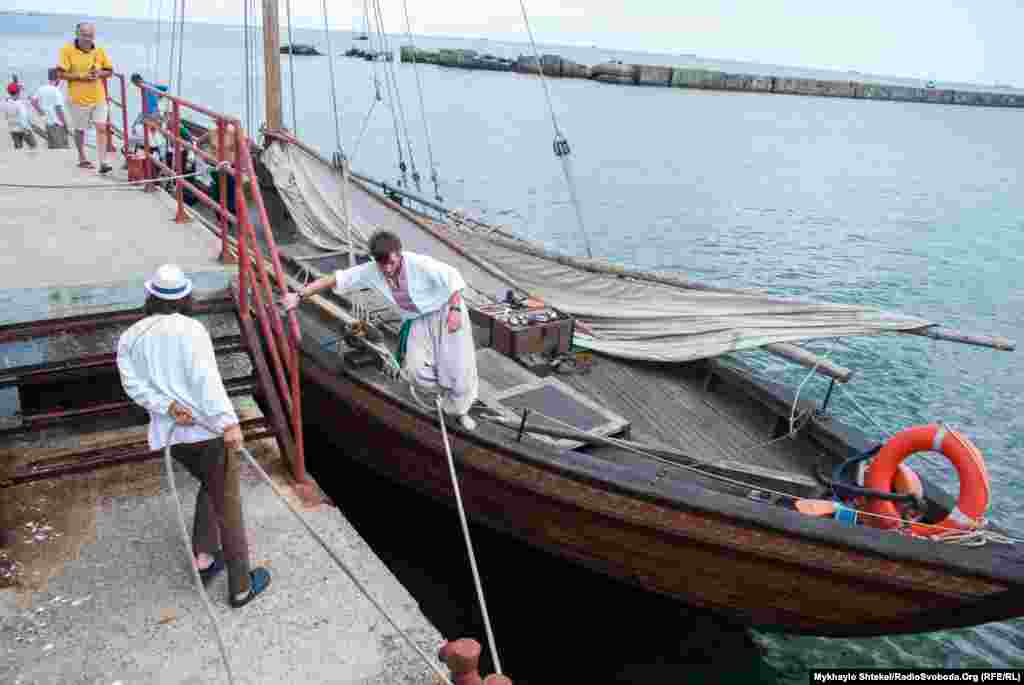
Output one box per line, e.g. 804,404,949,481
154,124,1020,638
164,3,1023,639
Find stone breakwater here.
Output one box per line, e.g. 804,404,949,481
399,46,1024,109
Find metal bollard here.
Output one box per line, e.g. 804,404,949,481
438,639,512,685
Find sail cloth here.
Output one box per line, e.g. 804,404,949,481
261,142,370,252
263,140,932,363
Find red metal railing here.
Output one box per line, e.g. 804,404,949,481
111,76,306,485
103,73,130,156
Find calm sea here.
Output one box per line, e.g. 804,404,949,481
3,12,1022,681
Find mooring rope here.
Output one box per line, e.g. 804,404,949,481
164,416,454,685
163,426,236,685
0,168,208,189
435,397,503,676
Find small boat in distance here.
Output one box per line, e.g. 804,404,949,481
281,43,323,56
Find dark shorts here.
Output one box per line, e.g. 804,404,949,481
9,130,36,150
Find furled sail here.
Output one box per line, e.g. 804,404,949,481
262,139,931,363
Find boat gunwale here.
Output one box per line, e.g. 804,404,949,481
297,325,1024,591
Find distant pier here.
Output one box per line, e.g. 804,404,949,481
399,46,1024,109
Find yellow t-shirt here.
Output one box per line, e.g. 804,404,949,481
58,42,113,106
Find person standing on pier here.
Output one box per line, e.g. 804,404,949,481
31,69,69,149
282,230,480,430
2,83,37,150
57,22,114,173
116,265,272,608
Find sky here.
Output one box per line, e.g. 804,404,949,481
2,0,1019,86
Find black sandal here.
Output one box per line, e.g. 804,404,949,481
229,567,271,608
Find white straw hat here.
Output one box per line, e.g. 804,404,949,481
144,264,193,300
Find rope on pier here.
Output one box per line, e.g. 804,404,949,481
165,415,453,684
435,397,503,676
164,427,236,685
0,168,207,189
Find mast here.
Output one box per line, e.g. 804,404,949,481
262,0,284,130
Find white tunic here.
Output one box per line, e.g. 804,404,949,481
117,313,239,449
33,84,64,126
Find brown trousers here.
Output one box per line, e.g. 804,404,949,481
171,440,251,596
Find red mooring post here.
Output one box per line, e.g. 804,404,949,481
438,639,512,685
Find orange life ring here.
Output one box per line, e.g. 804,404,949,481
864,424,989,535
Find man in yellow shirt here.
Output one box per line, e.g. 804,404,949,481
57,22,114,173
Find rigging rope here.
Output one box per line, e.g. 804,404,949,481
242,0,252,134
370,0,407,187
372,0,419,190
167,0,178,93
435,397,503,676
153,0,165,81
399,0,442,202
515,0,594,258
320,0,344,157
175,0,187,97
283,0,299,135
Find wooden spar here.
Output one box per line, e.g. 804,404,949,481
906,326,1015,352
262,0,284,131
765,343,853,383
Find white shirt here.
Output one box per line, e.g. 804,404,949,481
2,97,32,132
116,313,239,449
333,251,467,321
34,83,64,126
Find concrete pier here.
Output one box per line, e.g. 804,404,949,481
0,122,446,683
400,46,1024,109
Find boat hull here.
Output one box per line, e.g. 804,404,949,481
297,349,1021,637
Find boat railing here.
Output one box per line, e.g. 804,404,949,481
113,75,307,487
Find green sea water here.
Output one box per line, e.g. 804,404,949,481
2,12,1022,680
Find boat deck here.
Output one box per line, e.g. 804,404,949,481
0,125,445,683
273,175,836,486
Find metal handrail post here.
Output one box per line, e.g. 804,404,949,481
234,129,298,383
215,120,235,263
140,84,155,193
172,101,187,224
233,169,293,414
118,75,129,156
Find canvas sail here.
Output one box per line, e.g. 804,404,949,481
262,140,931,363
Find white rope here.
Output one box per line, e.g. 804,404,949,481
169,414,454,684
400,0,442,201
166,0,178,93
242,0,252,134
483,404,1021,539
0,168,207,189
284,0,299,134
515,0,593,257
350,94,379,167
372,0,419,190
435,397,502,676
233,442,454,684
153,0,165,81
320,0,344,157
163,427,236,685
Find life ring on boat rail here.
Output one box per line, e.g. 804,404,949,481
863,424,990,536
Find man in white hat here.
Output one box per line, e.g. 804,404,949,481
116,264,271,607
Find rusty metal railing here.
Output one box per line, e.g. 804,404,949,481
112,76,307,486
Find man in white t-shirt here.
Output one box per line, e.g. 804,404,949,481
31,68,69,149
2,84,37,150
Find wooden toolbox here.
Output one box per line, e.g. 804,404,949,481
470,304,574,358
